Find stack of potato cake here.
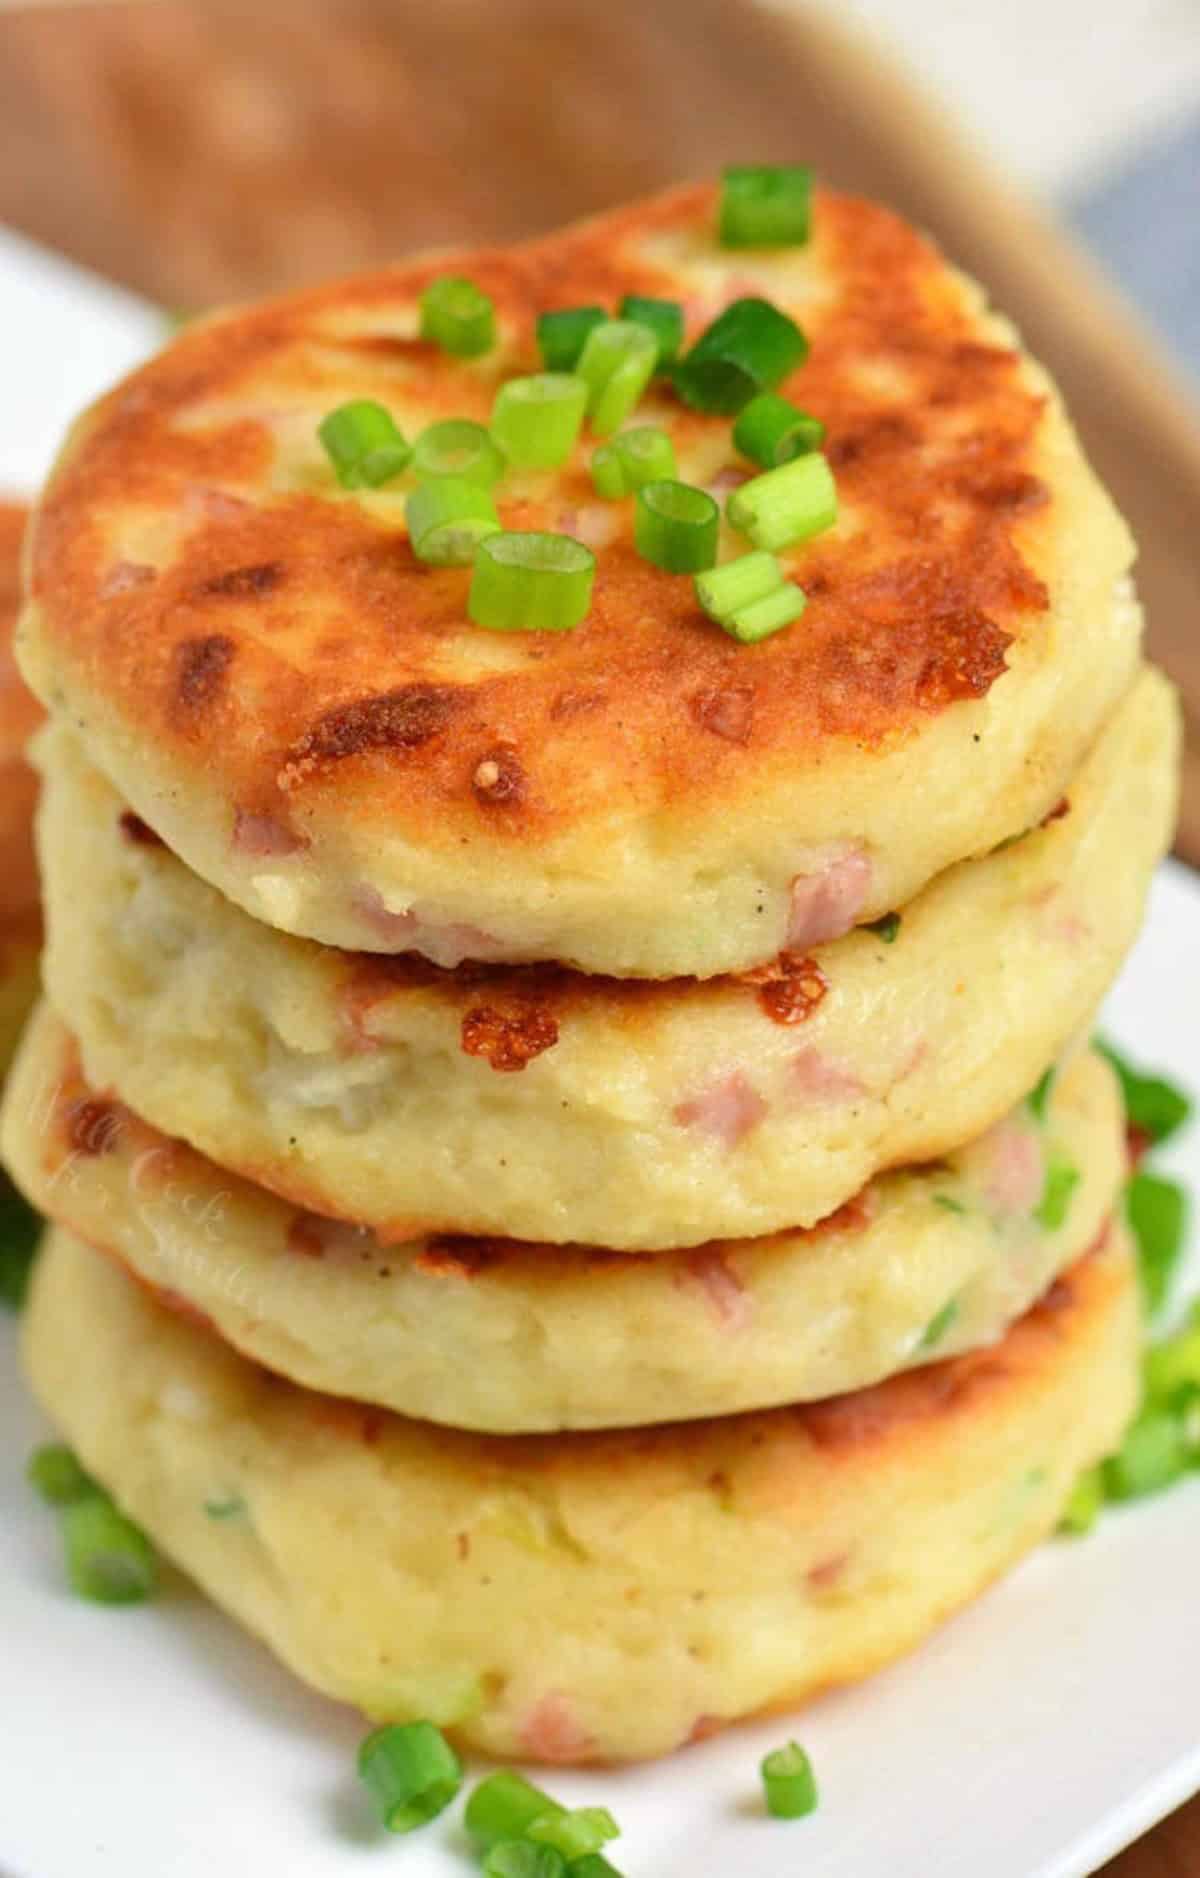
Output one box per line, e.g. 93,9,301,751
2,180,1179,1764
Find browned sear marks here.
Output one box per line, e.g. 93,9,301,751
174,633,235,713
743,951,829,1026
196,561,283,599
461,1003,559,1071
283,682,461,778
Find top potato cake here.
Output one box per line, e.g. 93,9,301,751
17,184,1136,976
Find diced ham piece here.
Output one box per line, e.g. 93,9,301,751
518,1692,594,1765
788,1049,866,1105
674,1072,767,1147
978,1119,1044,1216
100,560,156,598
354,889,519,966
705,465,751,499
787,847,872,949
233,809,308,857
681,1249,751,1330
184,485,254,525
567,505,622,550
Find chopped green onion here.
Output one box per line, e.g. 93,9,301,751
537,306,606,373
1103,1408,1189,1501
675,297,808,415
1036,1154,1079,1230
1097,1040,1192,1146
619,295,684,364
934,1193,967,1215
412,418,506,487
318,400,411,489
491,374,587,469
719,164,814,249
634,480,719,573
576,320,658,436
695,549,805,642
357,1720,462,1834
1144,1327,1200,1406
204,1494,246,1521
62,1494,158,1604
726,452,837,552
867,912,901,944
1127,1172,1188,1316
918,1298,959,1350
569,1859,624,1878
761,1740,819,1819
591,425,677,498
484,1844,567,1878
1028,1067,1055,1121
0,1173,42,1311
469,531,595,631
466,1773,565,1848
527,1807,619,1860
27,1444,95,1507
406,477,501,566
419,275,495,357
1058,1465,1105,1537
734,393,825,468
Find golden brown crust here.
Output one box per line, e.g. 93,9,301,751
0,502,41,946
26,186,1064,858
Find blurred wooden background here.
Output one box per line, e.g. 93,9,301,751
0,7,1197,1867
0,0,1196,876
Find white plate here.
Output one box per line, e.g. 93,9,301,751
0,233,1197,1878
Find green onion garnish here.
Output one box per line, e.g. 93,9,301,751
483,1844,567,1878
1097,1040,1192,1147
634,480,719,573
1127,1171,1188,1316
357,1720,462,1834
867,912,901,944
491,374,587,469
1143,1325,1200,1406
591,425,677,498
536,306,606,373
0,1173,42,1311
726,452,837,552
918,1298,959,1350
1028,1067,1055,1121
567,1859,624,1878
1036,1154,1079,1230
619,294,684,364
576,320,658,436
466,1772,565,1848
719,164,814,249
469,531,595,632
411,418,506,487
761,1740,819,1819
406,477,501,566
527,1806,619,1860
734,392,825,469
27,1444,95,1507
419,275,495,357
674,297,808,415
1103,1408,1189,1501
62,1494,158,1604
318,400,412,489
1058,1466,1105,1537
695,549,805,641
